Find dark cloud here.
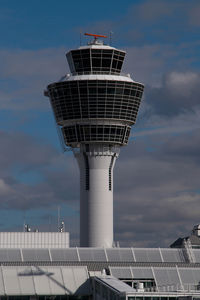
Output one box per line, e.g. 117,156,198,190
0,130,79,210
144,71,200,116
0,48,69,110
113,126,200,247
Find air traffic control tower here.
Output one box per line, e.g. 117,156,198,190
45,33,144,248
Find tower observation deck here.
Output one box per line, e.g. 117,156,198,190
45,34,144,248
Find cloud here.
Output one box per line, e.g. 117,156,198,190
0,48,69,110
144,71,200,117
0,130,79,210
188,2,200,26
136,0,177,22
114,128,200,247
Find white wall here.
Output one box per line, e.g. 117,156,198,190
0,232,69,248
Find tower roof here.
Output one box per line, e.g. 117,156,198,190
77,44,125,52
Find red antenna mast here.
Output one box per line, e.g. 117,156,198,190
84,33,108,39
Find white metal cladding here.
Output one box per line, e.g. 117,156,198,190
0,232,69,248
0,266,89,296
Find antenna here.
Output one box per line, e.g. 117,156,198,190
23,210,26,232
80,31,82,46
109,31,113,46
84,33,108,39
57,206,60,232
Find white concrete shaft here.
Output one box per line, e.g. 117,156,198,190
74,145,119,248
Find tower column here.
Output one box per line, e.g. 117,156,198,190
74,144,120,247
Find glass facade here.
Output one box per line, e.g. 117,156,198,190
48,80,143,124
0,296,89,300
66,48,125,74
62,124,131,146
128,298,177,300
47,44,144,149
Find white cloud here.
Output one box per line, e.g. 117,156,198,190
165,71,200,97
0,179,12,195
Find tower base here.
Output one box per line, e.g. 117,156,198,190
74,144,120,248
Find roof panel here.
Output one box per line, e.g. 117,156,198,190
161,249,184,262
109,267,132,279
0,249,22,262
192,249,200,263
61,268,78,295
73,267,90,295
7,249,22,262
50,249,79,261
22,249,50,262
78,248,106,261
96,276,135,293
3,267,21,295
131,267,154,279
154,268,182,292
179,268,195,285
17,266,35,295
133,249,148,262
33,266,51,295
0,268,5,295
106,248,134,262
147,249,162,262
192,268,200,284
133,249,162,262
47,267,66,295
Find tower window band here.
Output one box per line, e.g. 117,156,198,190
83,153,90,191
109,156,115,191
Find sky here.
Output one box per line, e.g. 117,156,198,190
0,0,200,247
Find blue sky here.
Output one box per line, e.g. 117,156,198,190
0,0,200,247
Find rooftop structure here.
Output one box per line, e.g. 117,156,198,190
0,232,69,248
45,34,144,248
171,225,200,250
0,247,200,298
